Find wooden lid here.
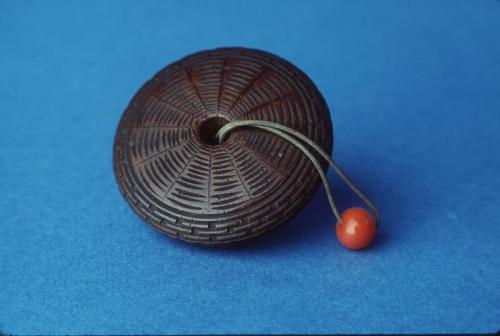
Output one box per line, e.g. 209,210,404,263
113,47,332,245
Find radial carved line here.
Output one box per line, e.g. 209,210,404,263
233,140,287,179
184,67,207,115
150,94,198,119
132,140,189,167
216,58,227,117
162,148,200,200
226,68,271,117
222,146,251,198
239,93,296,118
207,152,212,207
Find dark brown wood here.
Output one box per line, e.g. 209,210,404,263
113,47,333,246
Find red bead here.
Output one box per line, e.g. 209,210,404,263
336,207,376,250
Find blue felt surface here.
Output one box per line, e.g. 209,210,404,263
1,0,500,334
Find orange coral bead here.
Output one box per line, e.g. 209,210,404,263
336,207,376,250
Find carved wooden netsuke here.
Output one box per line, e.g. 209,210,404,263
113,47,333,245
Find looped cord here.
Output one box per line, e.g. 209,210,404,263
216,120,381,227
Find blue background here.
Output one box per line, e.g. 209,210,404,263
1,0,499,334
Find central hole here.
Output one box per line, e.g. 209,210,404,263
199,117,230,145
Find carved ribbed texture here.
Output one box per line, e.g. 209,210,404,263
113,47,333,245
